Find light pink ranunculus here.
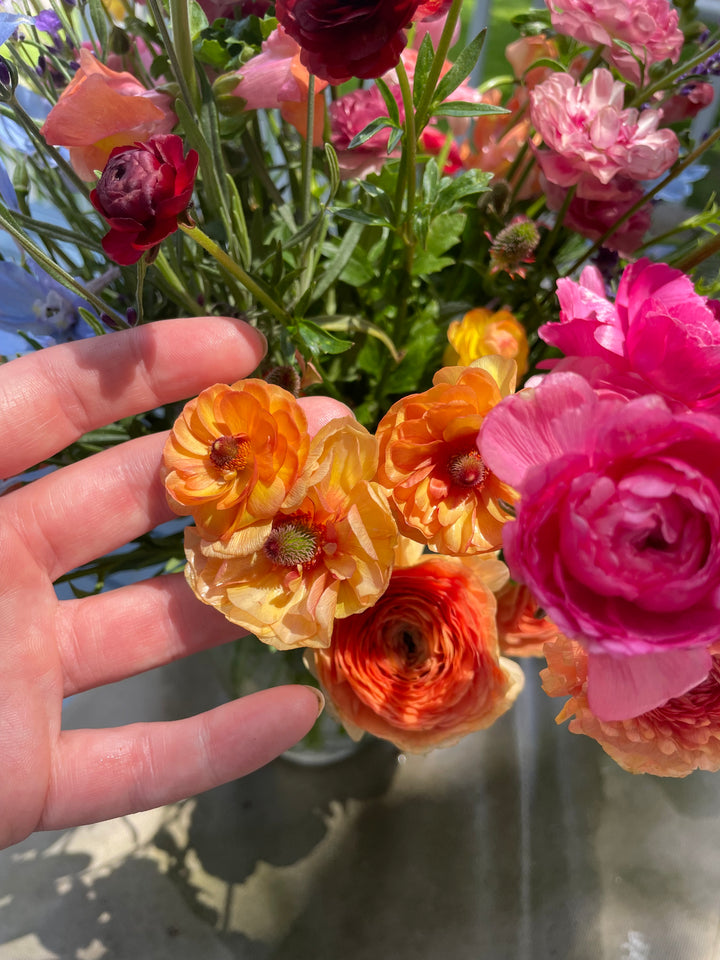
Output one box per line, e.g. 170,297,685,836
540,259,720,413
479,372,720,721
543,174,651,256
546,0,683,84
530,68,679,187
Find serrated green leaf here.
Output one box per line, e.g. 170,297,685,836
298,320,353,356
434,30,487,106
413,31,435,108
348,116,399,150
431,101,510,118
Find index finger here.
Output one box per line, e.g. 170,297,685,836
0,316,267,478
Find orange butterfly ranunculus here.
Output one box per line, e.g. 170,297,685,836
163,379,311,543
311,554,524,753
376,356,518,555
41,48,176,181
183,418,398,650
541,635,720,777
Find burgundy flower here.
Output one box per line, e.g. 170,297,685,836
275,0,422,84
90,134,198,266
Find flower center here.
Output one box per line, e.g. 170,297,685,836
263,513,325,568
209,433,251,471
447,450,488,488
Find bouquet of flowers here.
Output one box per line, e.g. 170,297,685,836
3,0,720,776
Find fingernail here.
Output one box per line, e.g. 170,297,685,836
309,686,325,717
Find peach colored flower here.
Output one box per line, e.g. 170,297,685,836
443,308,529,377
163,379,311,543
41,48,176,181
505,34,560,90
183,418,398,650
541,635,720,777
376,356,519,555
496,581,559,658
311,554,524,753
230,27,328,145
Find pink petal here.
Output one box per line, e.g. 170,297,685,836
587,646,713,721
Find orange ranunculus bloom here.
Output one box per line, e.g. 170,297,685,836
376,356,518,555
495,581,559,658
183,418,398,649
40,48,176,181
163,379,311,543
443,307,529,377
541,635,720,777
311,554,524,753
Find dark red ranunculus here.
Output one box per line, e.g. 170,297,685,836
276,0,422,84
89,134,198,266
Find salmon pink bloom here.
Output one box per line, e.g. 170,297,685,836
183,418,398,650
505,34,560,89
376,356,519,555
163,379,311,544
40,48,176,181
480,372,720,721
311,555,524,753
443,307,529,377
231,27,328,145
496,581,559,658
540,259,720,413
546,0,683,85
542,635,720,777
530,69,679,188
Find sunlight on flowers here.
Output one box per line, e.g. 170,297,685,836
444,307,529,376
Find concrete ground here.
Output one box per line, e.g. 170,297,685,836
2,653,720,960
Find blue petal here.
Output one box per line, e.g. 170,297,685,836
0,12,31,48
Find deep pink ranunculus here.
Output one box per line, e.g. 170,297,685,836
530,68,679,188
546,0,684,84
90,135,198,266
479,372,720,721
540,260,720,413
275,0,421,83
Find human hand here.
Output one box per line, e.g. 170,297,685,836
0,316,347,850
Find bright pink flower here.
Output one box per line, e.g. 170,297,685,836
543,175,651,256
546,0,683,84
530,69,679,187
479,372,720,720
231,27,327,145
540,259,720,413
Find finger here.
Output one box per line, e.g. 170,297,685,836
38,687,323,832
298,396,354,435
0,316,266,479
58,573,243,697
4,432,173,580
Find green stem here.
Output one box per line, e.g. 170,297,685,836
0,205,125,327
301,74,316,224
630,36,720,108
135,256,148,325
414,0,464,132
8,94,89,194
579,45,605,81
673,230,720,272
562,125,720,277
154,251,205,316
396,58,417,254
180,223,292,324
145,0,197,114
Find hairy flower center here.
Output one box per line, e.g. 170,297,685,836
447,450,488,488
209,433,252,471
263,513,325,568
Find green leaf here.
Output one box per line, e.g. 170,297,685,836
348,116,399,150
412,211,466,276
188,0,209,37
434,30,487,105
313,220,365,299
375,77,400,126
78,307,107,337
297,320,353,356
88,0,109,52
334,208,392,227
324,142,341,200
413,31,435,108
431,101,510,118
387,126,404,154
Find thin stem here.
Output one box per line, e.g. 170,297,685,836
145,0,196,114
135,256,148,325
154,251,205,316
673,230,720,272
414,0,464,132
8,94,89,194
630,36,720,108
180,223,292,325
300,74,315,224
396,58,417,253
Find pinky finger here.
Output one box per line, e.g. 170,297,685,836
38,686,323,832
